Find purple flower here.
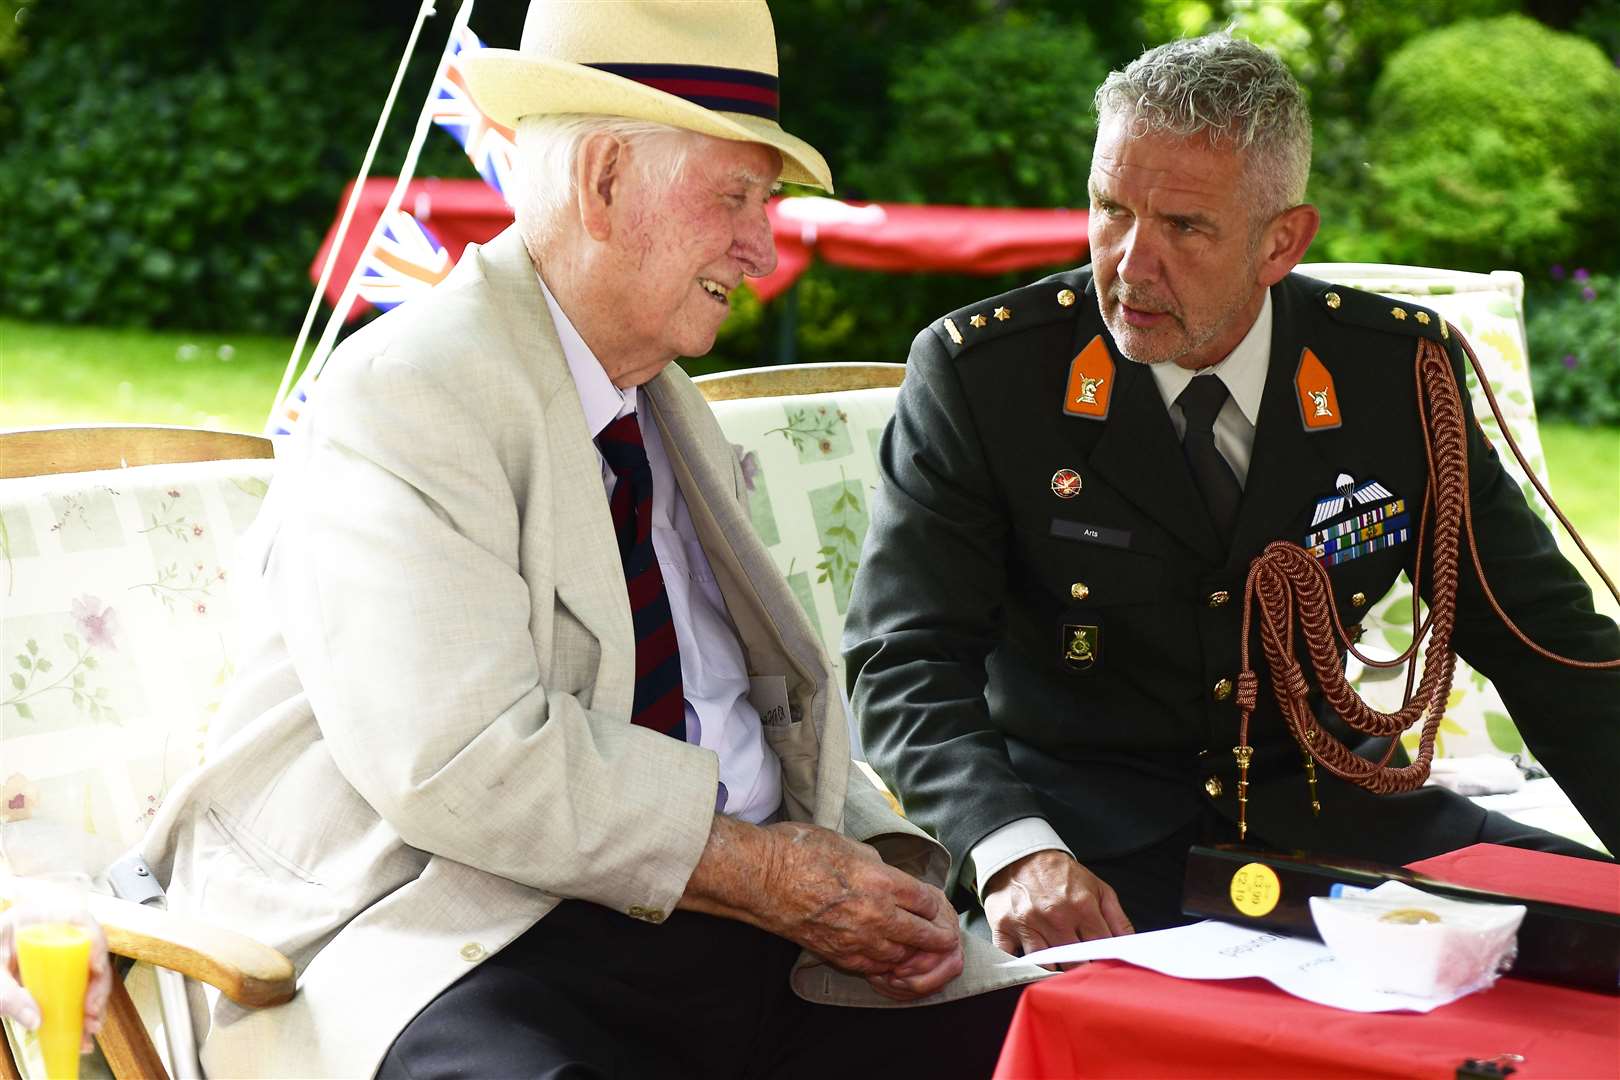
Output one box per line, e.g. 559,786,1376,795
1573,267,1590,283
1582,286,1597,302
738,449,760,492
71,595,120,652
1550,264,1566,280
1563,354,1580,370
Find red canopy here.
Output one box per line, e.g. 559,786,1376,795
312,179,1089,317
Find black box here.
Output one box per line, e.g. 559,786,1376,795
1182,845,1620,994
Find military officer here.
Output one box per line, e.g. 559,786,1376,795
844,32,1620,960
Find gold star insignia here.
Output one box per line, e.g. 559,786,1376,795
969,313,988,328
1391,306,1408,320
1414,311,1431,326
993,306,1011,321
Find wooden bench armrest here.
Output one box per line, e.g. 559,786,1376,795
0,883,294,1008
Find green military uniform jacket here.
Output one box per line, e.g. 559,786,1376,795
844,267,1619,901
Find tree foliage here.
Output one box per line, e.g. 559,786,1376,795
1320,15,1620,273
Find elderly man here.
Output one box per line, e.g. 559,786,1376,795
142,3,1033,1077
845,32,1619,962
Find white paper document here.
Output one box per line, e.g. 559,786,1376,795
1006,920,1477,1013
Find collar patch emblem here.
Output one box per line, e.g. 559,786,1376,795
1063,335,1114,420
1295,347,1342,431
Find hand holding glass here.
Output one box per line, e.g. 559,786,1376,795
2,874,112,1080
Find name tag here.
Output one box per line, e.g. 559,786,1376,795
1050,518,1132,550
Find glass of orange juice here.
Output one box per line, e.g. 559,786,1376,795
12,873,95,1080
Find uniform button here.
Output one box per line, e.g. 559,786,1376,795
1347,622,1364,644
1207,590,1230,608
1204,776,1224,798
1351,592,1368,607
627,905,647,919
1070,582,1090,600
459,942,486,962
643,908,666,924
1213,678,1234,701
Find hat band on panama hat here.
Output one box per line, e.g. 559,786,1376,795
586,63,779,122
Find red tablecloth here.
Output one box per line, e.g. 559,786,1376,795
993,844,1620,1079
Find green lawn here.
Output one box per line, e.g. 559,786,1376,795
2,315,1616,615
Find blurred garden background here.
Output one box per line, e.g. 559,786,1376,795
0,0,1615,605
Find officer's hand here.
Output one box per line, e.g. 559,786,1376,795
982,849,1133,967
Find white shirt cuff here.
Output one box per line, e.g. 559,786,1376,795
967,817,1074,899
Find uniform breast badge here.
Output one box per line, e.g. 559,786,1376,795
1302,473,1409,568
1051,468,1082,499
1061,624,1100,671
1294,347,1342,431
1063,336,1114,420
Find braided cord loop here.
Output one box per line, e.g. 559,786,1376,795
1236,336,1464,798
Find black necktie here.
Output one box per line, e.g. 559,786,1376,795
1177,375,1242,547
596,413,686,739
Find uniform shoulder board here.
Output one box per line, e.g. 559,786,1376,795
1315,280,1449,344
933,269,1094,359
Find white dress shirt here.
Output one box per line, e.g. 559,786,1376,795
966,292,1274,897
541,278,782,824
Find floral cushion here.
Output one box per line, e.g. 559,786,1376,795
0,459,272,878
1299,264,1551,762
710,387,896,708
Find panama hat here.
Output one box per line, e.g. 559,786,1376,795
463,1,832,192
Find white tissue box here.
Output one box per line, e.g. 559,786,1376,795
1309,880,1526,999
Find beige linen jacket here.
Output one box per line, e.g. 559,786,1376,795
141,227,1039,1079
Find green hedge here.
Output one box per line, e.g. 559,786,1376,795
1325,16,1620,274
0,0,487,332
1527,271,1620,426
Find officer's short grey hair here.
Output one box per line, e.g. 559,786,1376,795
1094,32,1312,228
513,115,696,249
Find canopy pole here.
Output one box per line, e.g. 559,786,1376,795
267,0,454,430
290,0,478,414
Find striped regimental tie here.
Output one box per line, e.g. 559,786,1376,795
596,412,686,739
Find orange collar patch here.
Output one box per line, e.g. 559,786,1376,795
1294,347,1342,431
1063,335,1114,420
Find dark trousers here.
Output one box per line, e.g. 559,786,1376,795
378,900,1023,1080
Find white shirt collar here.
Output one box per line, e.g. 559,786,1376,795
539,273,636,436
1149,289,1272,425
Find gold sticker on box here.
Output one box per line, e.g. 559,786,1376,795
1229,862,1281,917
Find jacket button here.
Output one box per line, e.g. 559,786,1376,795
1213,678,1234,702
1351,592,1368,607
1070,582,1090,600
1204,776,1224,798
459,942,486,962
1207,590,1230,608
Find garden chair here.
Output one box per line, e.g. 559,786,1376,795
1,426,291,1080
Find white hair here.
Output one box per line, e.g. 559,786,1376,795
1094,32,1312,225
512,114,699,249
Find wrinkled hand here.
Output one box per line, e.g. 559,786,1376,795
758,821,962,992
0,916,112,1052
983,850,1133,968
863,886,964,1001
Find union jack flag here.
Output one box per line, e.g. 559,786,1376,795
434,26,518,200
354,208,453,313
269,382,309,437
